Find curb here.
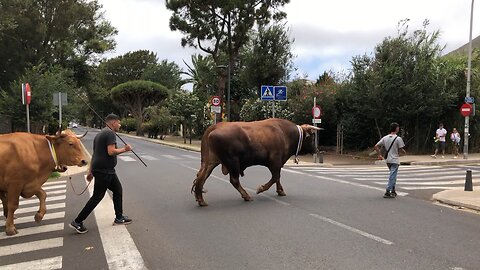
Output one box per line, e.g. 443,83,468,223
433,196,480,212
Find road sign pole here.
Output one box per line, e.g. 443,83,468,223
26,104,30,133
313,97,318,163
272,101,275,118
58,92,62,129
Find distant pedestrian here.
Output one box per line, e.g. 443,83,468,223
431,123,447,159
70,113,133,234
450,128,461,159
374,122,406,198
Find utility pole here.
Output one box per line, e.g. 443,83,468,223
463,0,474,159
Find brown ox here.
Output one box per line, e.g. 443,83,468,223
0,130,88,235
192,118,320,206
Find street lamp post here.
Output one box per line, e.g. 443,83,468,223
463,0,475,159
217,64,231,122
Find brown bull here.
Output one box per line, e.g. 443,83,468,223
192,118,320,206
0,130,88,235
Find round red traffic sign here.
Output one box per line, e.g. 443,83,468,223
460,103,473,117
312,105,322,119
25,83,31,105
211,96,221,106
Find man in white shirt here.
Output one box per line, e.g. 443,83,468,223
431,123,447,159
374,122,406,198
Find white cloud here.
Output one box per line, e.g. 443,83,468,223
98,0,480,81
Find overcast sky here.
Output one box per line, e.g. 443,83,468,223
98,0,479,81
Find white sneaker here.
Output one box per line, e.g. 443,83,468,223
431,155,437,159
441,156,445,159
453,156,458,159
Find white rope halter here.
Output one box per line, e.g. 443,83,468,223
294,125,303,164
47,139,61,171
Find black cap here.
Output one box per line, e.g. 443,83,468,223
105,113,120,122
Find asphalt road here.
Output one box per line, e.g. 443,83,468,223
3,127,480,270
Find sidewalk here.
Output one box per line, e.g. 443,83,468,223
96,131,480,213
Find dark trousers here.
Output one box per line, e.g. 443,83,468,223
75,172,123,222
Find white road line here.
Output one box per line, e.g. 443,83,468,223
282,168,408,196
43,180,67,186
118,156,136,162
10,203,65,215
22,195,66,205
0,223,64,240
81,147,147,269
181,154,199,159
309,213,394,245
1,212,65,226
0,196,65,211
374,180,478,186
0,256,62,270
401,186,462,190
43,184,67,191
141,155,158,161
353,175,467,181
161,154,181,160
180,164,291,206
87,181,147,270
180,164,393,245
0,237,63,257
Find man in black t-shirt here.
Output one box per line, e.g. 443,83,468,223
70,113,132,234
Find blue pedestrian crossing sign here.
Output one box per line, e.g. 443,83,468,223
274,86,287,101
260,85,287,101
261,85,275,100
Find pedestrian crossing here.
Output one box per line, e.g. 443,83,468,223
118,153,199,162
0,180,66,270
286,165,480,193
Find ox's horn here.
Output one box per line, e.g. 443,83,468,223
76,130,88,139
306,125,321,131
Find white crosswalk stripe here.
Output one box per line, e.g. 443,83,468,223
0,256,62,270
0,181,67,269
287,165,479,193
116,153,200,162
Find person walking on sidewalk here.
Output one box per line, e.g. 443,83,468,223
431,123,447,159
450,128,461,159
70,113,133,234
374,122,406,198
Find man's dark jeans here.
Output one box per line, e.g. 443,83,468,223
75,172,123,222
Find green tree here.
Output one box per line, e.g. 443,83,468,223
110,80,169,136
142,59,183,91
98,50,158,90
0,64,77,133
338,20,463,152
0,0,116,90
166,0,289,120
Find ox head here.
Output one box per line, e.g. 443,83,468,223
298,124,322,155
46,130,89,171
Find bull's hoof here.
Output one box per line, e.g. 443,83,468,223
6,227,18,236
198,200,209,207
277,190,287,196
34,212,44,223
243,195,253,201
256,185,265,194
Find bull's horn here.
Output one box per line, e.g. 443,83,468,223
306,125,321,130
76,130,88,139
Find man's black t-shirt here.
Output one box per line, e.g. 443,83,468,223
91,128,117,174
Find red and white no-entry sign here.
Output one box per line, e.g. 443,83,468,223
460,103,473,117
211,96,221,106
312,105,322,119
25,83,31,105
